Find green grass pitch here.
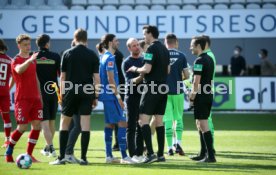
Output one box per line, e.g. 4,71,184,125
0,113,276,175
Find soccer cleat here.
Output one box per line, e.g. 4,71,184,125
64,154,80,164
30,155,40,163
106,156,120,163
120,156,136,164
40,148,49,156
175,144,185,156
5,154,14,163
49,146,57,157
189,154,206,161
167,149,174,156
157,156,166,162
131,155,144,163
79,159,89,165
142,154,157,164
49,157,66,165
1,141,9,148
198,156,216,163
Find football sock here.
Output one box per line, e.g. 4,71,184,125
156,126,165,157
199,131,206,157
27,130,40,155
208,114,215,147
118,127,127,159
164,120,173,148
175,119,183,142
104,127,113,157
81,131,90,160
141,124,154,155
59,130,69,159
203,131,215,159
9,129,23,148
2,113,12,140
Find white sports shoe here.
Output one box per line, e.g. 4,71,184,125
49,150,57,157
106,156,120,163
40,149,49,156
64,154,80,164
120,156,136,164
132,155,144,163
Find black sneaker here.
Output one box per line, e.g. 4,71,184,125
157,156,166,162
112,144,119,151
142,154,157,164
79,159,89,165
198,156,216,163
189,154,206,161
167,149,174,156
175,144,185,156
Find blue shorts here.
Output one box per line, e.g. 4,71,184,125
103,100,126,124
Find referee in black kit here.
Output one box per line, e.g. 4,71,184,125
128,25,170,163
50,28,100,165
189,36,216,163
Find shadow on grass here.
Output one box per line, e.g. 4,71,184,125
83,161,276,173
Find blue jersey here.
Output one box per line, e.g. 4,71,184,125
99,51,119,101
166,49,188,95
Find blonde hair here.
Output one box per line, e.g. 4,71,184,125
16,34,31,44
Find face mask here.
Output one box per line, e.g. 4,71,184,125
234,50,239,55
258,53,262,58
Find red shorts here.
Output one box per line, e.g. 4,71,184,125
15,99,43,124
0,96,10,112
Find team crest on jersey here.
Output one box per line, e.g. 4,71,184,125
170,58,178,65
108,61,114,68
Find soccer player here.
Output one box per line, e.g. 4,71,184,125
163,34,189,156
0,39,12,148
50,29,99,165
122,38,144,162
99,34,134,164
128,25,170,163
5,34,42,163
35,34,60,157
189,36,216,163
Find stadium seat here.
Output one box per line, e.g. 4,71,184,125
214,0,230,3
0,0,8,8
37,5,52,10
104,0,119,5
4,4,18,9
71,5,85,10
263,0,276,2
230,3,244,9
48,0,64,6
183,0,198,4
136,0,151,5
29,0,45,6
20,5,36,9
51,5,68,9
230,0,246,3
71,0,87,6
120,0,135,5
182,4,197,9
152,0,167,5
262,3,276,9
10,0,27,6
198,0,214,4
198,4,213,9
167,4,181,10
246,0,261,3
167,0,182,5
87,5,101,10
246,3,260,9
151,4,165,10
134,5,150,10
87,0,103,6
102,5,117,10
118,5,133,10
214,3,228,9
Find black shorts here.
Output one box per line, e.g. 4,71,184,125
42,94,58,121
139,84,168,115
194,99,212,120
61,90,93,117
